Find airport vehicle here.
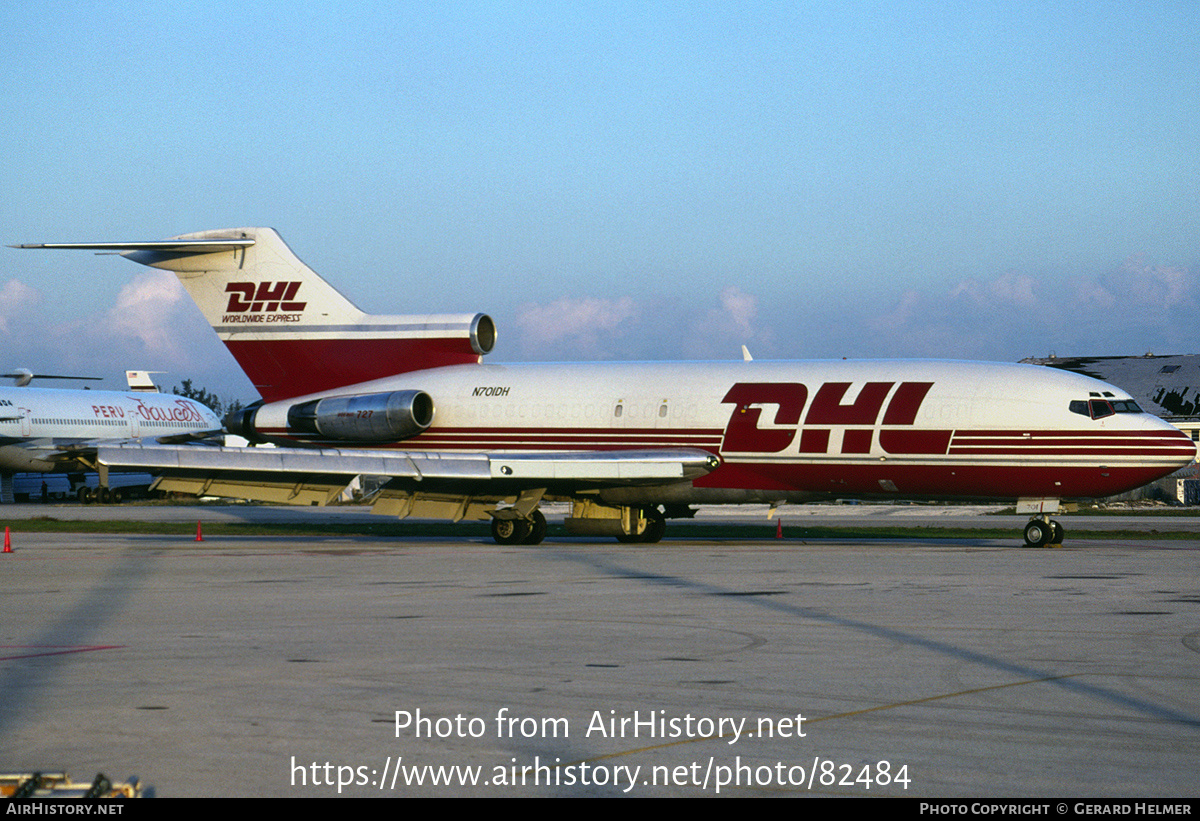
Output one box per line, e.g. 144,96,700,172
19,228,1197,544
11,470,156,503
0,772,142,799
0,371,221,503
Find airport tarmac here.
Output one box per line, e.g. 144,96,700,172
6,499,1200,532
1,507,1198,797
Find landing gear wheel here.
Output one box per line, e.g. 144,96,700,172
77,486,92,504
520,510,547,545
1050,520,1065,545
491,516,532,545
615,507,666,544
642,508,666,543
1023,519,1052,548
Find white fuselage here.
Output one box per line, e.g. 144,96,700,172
245,358,1197,504
0,387,220,473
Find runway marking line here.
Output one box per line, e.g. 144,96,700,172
0,645,125,661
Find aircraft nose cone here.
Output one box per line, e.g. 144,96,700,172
1153,422,1198,468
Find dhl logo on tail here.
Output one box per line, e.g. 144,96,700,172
224,281,307,314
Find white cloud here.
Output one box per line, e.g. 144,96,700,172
1070,278,1118,312
687,285,777,359
1114,256,1195,313
717,285,757,338
858,255,1200,361
104,271,191,359
513,295,640,357
0,279,42,334
948,269,1038,308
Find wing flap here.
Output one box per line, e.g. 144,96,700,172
153,476,348,507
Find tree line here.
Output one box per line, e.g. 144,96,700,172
171,379,248,418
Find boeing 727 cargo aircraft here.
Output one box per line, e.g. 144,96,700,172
18,228,1195,544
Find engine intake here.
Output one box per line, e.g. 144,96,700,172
287,390,434,442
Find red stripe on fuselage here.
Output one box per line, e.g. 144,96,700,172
257,424,1190,456
693,462,1180,499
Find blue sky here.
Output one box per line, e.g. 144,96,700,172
2,1,1198,402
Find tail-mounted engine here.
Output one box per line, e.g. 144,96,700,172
226,390,434,444
287,390,434,441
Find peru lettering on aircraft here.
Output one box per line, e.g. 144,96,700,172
17,228,1196,545
0,370,222,503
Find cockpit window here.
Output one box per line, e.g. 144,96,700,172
1089,399,1115,419
1071,398,1143,419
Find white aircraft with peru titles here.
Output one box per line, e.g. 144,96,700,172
0,369,222,503
17,228,1196,544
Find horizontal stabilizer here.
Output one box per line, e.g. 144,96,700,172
12,239,255,254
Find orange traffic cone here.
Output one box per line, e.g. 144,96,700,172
775,518,783,539
195,521,204,542
3,526,10,553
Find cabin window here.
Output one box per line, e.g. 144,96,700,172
1069,400,1088,416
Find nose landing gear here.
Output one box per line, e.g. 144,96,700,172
1023,515,1064,547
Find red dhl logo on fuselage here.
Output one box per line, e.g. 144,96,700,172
722,381,950,455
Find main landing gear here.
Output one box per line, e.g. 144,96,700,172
1023,515,1065,547
490,509,547,545
489,504,670,545
615,507,666,544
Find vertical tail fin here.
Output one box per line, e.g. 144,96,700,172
18,228,495,402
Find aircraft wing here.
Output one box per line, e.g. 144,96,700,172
154,429,226,445
44,442,105,463
34,435,222,468
97,443,721,518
